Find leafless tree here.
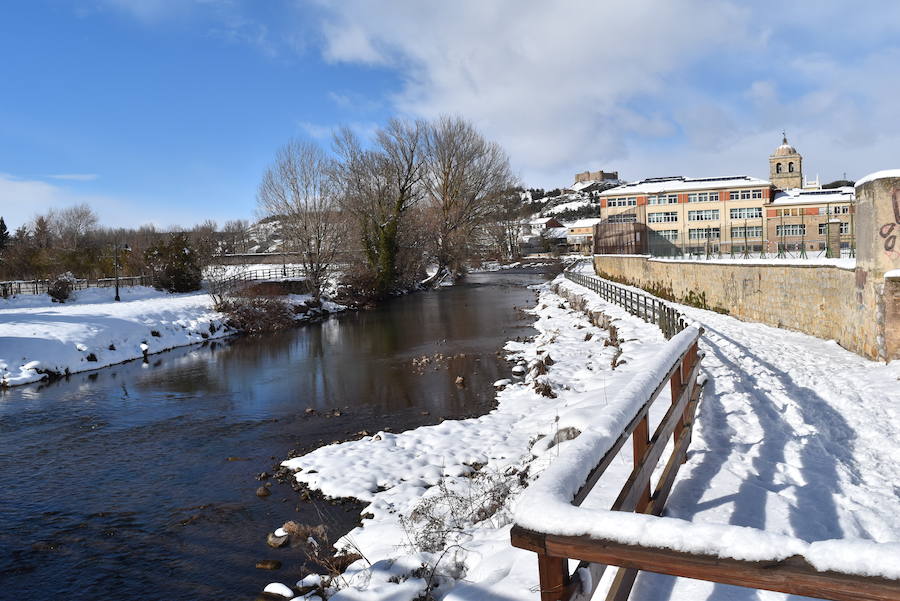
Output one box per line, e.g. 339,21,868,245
485,187,526,260
51,203,98,251
222,219,250,254
332,119,427,297
423,116,514,279
257,139,346,299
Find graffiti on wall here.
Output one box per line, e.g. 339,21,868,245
879,188,900,258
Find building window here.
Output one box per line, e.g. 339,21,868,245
775,208,801,217
689,228,721,240
656,229,678,242
788,162,795,173
688,192,717,203
648,194,678,205
730,207,763,219
608,213,637,223
648,211,678,223
688,209,719,221
608,197,637,207
731,226,762,239
818,222,850,235
776,224,806,237
729,189,759,200
776,163,783,174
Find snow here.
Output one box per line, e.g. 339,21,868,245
0,285,345,387
600,175,769,196
568,218,603,229
856,169,900,187
263,582,295,598
0,287,231,386
771,186,854,205
544,199,594,215
273,271,900,600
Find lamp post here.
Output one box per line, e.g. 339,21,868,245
114,242,132,301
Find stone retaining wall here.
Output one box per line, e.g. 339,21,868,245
593,255,884,359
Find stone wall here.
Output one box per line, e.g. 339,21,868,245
593,255,883,359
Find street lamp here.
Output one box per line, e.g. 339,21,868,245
114,242,132,301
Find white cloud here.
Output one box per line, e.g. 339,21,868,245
48,173,99,181
0,174,209,230
310,0,900,186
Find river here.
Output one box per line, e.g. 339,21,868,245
0,269,552,600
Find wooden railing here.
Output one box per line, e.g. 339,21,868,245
511,327,704,601
513,271,900,601
564,270,687,339
0,275,149,297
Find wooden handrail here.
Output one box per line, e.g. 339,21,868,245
514,272,900,601
511,329,703,601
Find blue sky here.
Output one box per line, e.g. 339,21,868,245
2,1,899,229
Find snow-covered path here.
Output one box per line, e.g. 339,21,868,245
633,303,900,600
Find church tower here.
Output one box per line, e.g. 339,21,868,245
769,133,803,190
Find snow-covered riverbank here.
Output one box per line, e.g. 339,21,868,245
0,286,345,387
270,273,900,601
270,276,673,600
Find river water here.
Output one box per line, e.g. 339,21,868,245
0,270,552,600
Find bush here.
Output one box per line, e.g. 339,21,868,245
144,233,202,293
48,272,78,303
217,296,295,334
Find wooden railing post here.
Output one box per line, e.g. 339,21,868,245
633,415,651,512
537,554,569,601
671,354,685,440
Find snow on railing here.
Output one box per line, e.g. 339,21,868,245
511,312,900,600
511,325,704,601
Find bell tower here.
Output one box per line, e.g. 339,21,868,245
769,133,803,189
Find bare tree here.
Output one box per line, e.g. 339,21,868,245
257,139,345,299
51,203,99,251
486,187,526,260
332,119,427,297
423,116,514,279
222,219,250,254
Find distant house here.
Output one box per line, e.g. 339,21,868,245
518,217,566,255
567,218,604,254
523,217,564,236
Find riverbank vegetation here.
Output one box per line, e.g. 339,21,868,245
257,115,519,300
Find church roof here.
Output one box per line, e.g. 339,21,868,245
772,134,799,157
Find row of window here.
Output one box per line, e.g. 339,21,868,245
607,188,766,206
655,227,764,242
648,194,678,205
608,214,637,223
728,189,765,200
818,222,850,235
645,207,764,222
655,224,850,240
775,205,852,217
608,197,637,207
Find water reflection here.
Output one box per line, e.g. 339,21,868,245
0,271,549,600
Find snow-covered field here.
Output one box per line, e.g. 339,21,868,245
270,274,900,601
0,286,231,386
0,285,346,387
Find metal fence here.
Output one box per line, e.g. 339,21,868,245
207,267,308,296
0,275,150,297
564,270,688,339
